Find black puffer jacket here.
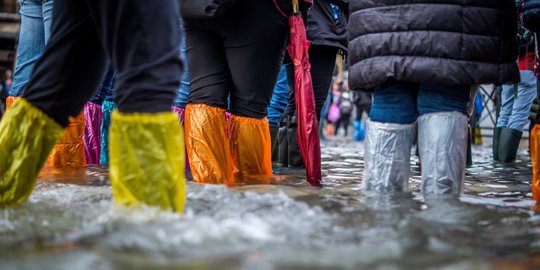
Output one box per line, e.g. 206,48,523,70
307,0,349,52
524,0,540,32
348,0,520,90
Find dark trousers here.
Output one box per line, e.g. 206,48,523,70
284,45,338,120
184,0,288,119
21,0,182,127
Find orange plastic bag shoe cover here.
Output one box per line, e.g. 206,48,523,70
6,97,86,168
185,104,234,185
228,115,272,184
531,125,540,201
45,112,86,168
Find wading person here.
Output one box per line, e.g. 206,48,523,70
183,0,292,184
349,0,519,194
0,0,186,212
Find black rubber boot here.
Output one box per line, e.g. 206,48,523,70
492,127,501,161
270,125,279,162
498,127,523,163
277,116,289,167
287,116,305,169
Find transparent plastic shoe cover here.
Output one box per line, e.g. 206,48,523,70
100,100,117,165
0,98,63,206
185,104,234,185
109,111,186,213
228,115,273,184
362,119,415,192
418,112,467,195
83,102,103,165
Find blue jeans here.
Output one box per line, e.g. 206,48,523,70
174,24,190,109
496,70,538,131
10,0,53,96
90,65,115,104
370,80,470,124
267,65,289,126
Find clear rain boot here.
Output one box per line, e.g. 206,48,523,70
418,112,468,195
362,119,415,192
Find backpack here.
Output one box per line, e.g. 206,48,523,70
340,99,353,115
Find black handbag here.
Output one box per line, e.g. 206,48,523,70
179,0,240,19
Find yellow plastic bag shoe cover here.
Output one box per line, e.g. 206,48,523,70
45,112,86,168
229,115,272,184
531,125,540,201
109,111,186,213
185,104,234,185
0,98,63,206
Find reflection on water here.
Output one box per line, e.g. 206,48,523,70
1,138,540,269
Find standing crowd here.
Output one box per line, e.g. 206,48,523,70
0,0,539,213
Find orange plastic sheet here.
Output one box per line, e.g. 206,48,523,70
45,112,86,168
109,111,186,213
6,96,86,168
531,125,540,201
0,98,63,206
228,115,272,184
185,104,234,185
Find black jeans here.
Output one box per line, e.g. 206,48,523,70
22,0,182,127
284,45,338,120
184,0,289,119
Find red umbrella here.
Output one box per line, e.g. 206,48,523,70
287,0,322,187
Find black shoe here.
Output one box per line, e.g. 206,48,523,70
270,125,279,162
287,117,305,169
498,127,523,163
492,127,501,161
277,116,289,167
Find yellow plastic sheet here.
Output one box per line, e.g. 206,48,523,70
109,111,186,213
45,113,86,168
531,125,540,201
185,104,234,185
0,98,63,206
228,115,272,184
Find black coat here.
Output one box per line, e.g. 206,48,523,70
348,0,520,90
307,0,349,52
524,0,540,32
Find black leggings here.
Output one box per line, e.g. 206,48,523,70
184,0,289,119
284,45,338,120
22,0,182,127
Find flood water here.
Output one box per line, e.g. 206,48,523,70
1,138,540,270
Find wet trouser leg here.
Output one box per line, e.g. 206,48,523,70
364,81,417,192
184,0,287,183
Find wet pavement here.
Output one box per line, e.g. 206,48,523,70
1,137,540,270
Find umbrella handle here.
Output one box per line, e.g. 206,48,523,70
292,0,299,13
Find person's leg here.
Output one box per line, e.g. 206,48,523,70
183,20,234,185
85,0,185,212
0,0,108,206
506,71,538,131
532,78,540,200
42,0,53,42
417,83,470,195
9,0,45,97
498,71,538,162
268,65,289,162
225,0,288,180
363,80,418,192
496,84,516,128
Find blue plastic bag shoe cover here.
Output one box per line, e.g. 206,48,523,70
100,100,117,165
109,111,186,213
353,120,366,141
0,98,63,206
362,119,415,192
418,112,467,195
